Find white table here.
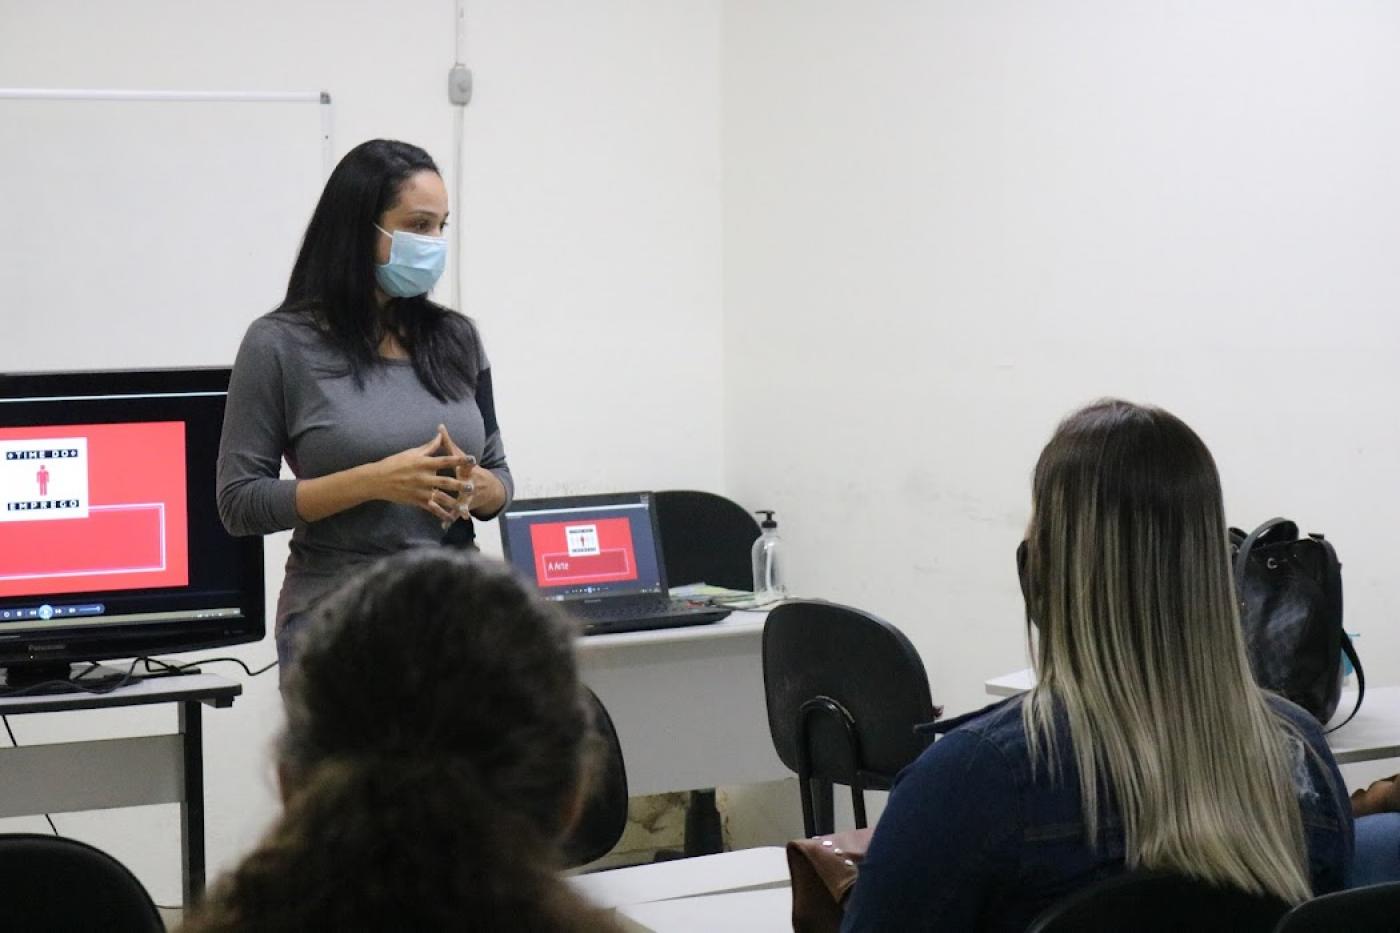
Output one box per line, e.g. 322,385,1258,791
985,668,1034,698
576,611,788,796
0,671,240,905
570,846,790,910
1320,688,1400,764
985,668,1400,765
616,887,792,933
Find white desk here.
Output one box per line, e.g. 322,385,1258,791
576,612,788,796
570,846,790,910
0,671,240,905
570,846,793,933
1320,688,1400,764
985,668,1034,698
985,668,1400,765
617,887,792,933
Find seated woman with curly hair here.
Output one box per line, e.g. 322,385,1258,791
181,549,621,933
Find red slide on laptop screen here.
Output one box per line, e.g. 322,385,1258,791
0,422,190,598
530,516,639,587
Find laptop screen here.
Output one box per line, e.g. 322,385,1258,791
499,492,667,602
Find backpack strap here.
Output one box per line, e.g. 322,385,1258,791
1313,532,1365,732
1327,632,1365,733
1233,517,1296,585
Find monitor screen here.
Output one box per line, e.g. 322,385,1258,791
499,492,666,601
0,368,263,670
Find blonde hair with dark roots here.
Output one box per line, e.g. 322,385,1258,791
180,550,621,933
1021,400,1312,904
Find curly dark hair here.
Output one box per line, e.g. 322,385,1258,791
180,550,621,932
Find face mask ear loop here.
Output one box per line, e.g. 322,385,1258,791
376,224,446,245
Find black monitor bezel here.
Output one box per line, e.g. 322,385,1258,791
0,366,265,666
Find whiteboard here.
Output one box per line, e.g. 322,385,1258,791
0,96,326,371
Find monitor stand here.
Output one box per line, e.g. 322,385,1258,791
0,661,130,695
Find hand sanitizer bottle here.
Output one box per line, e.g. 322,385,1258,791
751,510,787,601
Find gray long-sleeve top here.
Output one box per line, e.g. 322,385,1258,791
216,311,513,626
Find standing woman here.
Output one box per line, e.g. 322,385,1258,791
217,139,512,671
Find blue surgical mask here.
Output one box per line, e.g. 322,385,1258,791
374,224,447,298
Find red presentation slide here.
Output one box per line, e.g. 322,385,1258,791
530,517,638,586
0,422,189,599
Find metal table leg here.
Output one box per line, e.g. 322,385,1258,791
179,699,205,906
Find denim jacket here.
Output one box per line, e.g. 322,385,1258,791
842,694,1352,933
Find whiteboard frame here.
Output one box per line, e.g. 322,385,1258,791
0,88,334,177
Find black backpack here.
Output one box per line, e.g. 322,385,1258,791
1231,518,1363,728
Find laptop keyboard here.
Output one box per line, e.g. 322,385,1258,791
570,600,671,621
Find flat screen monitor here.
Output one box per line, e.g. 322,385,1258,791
0,367,264,686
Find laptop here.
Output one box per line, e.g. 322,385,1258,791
499,491,731,635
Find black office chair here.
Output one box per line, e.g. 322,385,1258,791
762,600,938,837
653,490,762,854
1026,871,1288,933
561,688,630,868
653,489,761,591
1273,881,1400,932
0,833,163,932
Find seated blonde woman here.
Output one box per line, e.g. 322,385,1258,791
843,400,1351,932
180,549,622,933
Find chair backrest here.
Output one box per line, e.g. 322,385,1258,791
762,600,935,787
1274,881,1400,932
653,490,760,592
0,833,163,932
1026,871,1289,933
561,688,630,868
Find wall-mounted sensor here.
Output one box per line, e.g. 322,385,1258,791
448,65,473,106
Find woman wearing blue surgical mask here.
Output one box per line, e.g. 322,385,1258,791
216,139,514,676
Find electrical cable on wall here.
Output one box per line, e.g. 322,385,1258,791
448,0,472,314
452,104,465,313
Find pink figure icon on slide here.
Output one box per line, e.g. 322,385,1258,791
36,464,50,497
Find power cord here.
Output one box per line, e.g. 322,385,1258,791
0,655,275,699
0,657,142,699
140,656,277,678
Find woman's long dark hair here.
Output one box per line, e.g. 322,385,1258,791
179,552,620,933
279,138,479,401
1021,400,1311,904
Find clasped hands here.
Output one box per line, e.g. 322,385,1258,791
374,424,502,526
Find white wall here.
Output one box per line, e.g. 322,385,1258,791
457,2,725,504
8,0,1400,898
723,0,1400,722
0,100,323,371
0,0,723,902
